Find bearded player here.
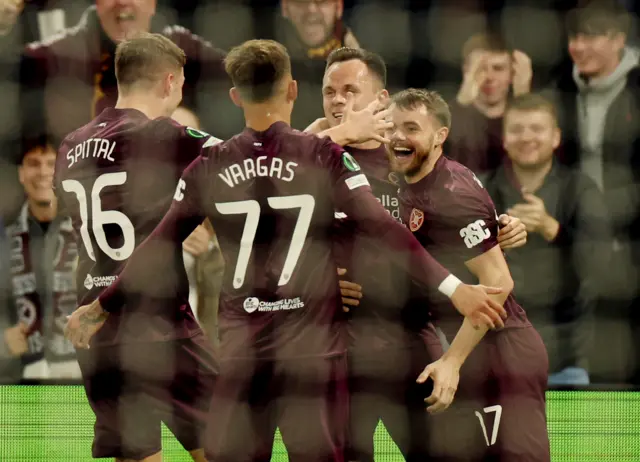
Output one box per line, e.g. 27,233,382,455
388,88,550,462
306,47,528,461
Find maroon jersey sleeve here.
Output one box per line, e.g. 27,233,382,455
434,183,500,262
97,154,209,313
321,140,452,291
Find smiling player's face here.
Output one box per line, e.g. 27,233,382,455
386,104,440,178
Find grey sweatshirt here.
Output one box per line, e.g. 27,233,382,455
574,46,640,190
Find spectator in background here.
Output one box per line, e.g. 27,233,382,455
0,214,23,383
486,94,611,386
0,0,26,221
277,0,360,129
171,105,224,348
0,0,23,37
3,140,80,379
446,32,533,180
280,0,358,60
19,0,228,149
548,0,640,384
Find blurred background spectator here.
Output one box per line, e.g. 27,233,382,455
547,0,640,384
18,0,230,153
446,32,532,180
3,139,80,380
487,93,611,385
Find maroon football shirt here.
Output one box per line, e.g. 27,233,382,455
398,156,531,341
332,145,439,352
99,123,456,360
54,108,215,345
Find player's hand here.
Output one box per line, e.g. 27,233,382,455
3,322,28,356
340,93,393,145
417,357,461,414
497,214,527,250
304,117,330,134
450,283,506,330
511,50,533,97
457,51,487,106
64,301,109,349
506,191,559,242
182,224,212,257
337,268,362,313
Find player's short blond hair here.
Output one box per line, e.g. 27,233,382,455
115,32,186,89
392,88,451,130
505,93,558,126
224,39,292,103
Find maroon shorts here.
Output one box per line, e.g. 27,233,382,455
205,354,349,462
429,326,550,462
76,334,217,460
346,344,437,462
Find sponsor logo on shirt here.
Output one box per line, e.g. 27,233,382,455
83,274,117,290
342,152,360,172
243,297,260,313
409,208,424,232
377,194,403,224
242,296,305,313
459,219,491,249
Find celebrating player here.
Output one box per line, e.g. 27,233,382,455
66,39,508,461
387,88,550,461
306,47,527,461
55,33,220,462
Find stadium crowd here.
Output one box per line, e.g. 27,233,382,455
0,0,638,452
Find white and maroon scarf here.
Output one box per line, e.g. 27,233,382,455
7,203,78,366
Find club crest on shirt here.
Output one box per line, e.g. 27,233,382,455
409,208,424,232
388,172,400,185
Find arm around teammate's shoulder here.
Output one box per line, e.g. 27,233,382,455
325,146,507,329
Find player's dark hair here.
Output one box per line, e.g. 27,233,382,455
505,93,558,125
392,89,451,130
224,39,292,103
326,47,387,87
462,32,510,61
115,32,186,89
567,0,630,37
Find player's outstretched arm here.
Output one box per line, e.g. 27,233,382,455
336,189,507,330
417,245,513,413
